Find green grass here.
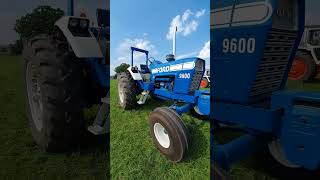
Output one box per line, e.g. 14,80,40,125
216,77,320,180
0,55,108,180
110,80,210,179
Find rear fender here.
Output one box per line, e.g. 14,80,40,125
55,16,103,58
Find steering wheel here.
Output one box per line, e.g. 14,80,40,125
148,57,156,64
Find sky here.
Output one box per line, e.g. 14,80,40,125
110,0,210,75
1,0,320,71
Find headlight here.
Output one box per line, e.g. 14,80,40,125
80,19,89,29
69,18,79,27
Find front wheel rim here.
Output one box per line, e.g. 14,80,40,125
153,123,170,148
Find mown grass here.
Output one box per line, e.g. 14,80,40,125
0,55,108,180
110,80,210,179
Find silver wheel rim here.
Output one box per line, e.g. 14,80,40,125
153,123,170,148
118,86,124,104
268,139,300,168
26,62,43,131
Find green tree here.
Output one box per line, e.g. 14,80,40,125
14,6,64,39
115,63,130,74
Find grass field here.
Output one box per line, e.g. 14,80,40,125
110,80,210,179
0,55,108,180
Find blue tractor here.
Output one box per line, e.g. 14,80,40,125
211,0,320,178
22,0,109,152
117,29,210,162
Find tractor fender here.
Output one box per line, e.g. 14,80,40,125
55,16,103,58
127,67,143,80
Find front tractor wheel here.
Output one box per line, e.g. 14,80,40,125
149,108,189,162
288,51,317,81
117,72,137,109
23,34,85,152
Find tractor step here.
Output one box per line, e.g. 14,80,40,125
88,96,110,135
137,90,150,104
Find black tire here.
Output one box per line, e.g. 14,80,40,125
211,163,229,180
149,107,189,162
23,33,85,152
117,72,137,109
289,51,317,81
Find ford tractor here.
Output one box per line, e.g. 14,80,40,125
22,0,110,152
211,0,320,178
117,28,210,162
289,25,320,81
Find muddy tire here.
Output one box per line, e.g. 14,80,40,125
23,33,85,152
149,108,189,162
117,72,138,109
289,51,317,81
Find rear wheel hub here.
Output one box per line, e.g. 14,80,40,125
289,57,308,80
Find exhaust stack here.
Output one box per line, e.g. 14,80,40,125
173,26,177,56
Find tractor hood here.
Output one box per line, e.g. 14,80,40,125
149,57,203,74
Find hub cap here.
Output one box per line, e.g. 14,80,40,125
200,79,208,88
153,123,170,148
26,63,43,131
289,57,307,80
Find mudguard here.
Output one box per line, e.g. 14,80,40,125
55,16,103,58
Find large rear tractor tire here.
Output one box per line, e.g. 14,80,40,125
149,108,189,162
117,72,138,109
23,33,85,152
289,51,317,81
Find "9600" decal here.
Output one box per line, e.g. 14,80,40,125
179,73,191,79
222,38,256,54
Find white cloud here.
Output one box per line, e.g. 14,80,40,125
166,9,205,40
195,9,206,18
112,38,157,75
183,20,198,36
198,41,210,59
175,52,198,59
182,9,192,22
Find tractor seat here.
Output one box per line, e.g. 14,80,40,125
140,64,150,74
96,9,109,27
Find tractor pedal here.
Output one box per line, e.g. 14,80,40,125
137,90,149,104
88,125,105,135
87,101,109,135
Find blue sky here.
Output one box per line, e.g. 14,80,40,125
110,0,210,75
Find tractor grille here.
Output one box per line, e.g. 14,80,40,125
250,29,298,99
189,59,204,94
